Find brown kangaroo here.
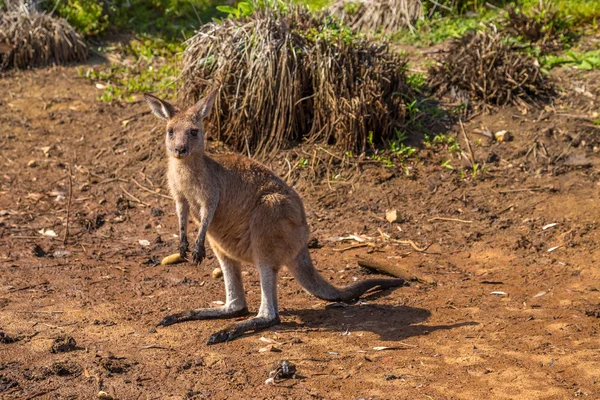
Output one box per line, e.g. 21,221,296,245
144,90,406,345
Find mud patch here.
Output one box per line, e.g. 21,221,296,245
47,361,82,377
50,336,77,353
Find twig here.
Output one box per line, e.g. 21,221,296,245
139,344,171,350
131,178,173,200
26,388,58,400
98,177,128,185
459,119,475,167
120,185,149,206
391,239,433,253
428,217,473,224
15,310,65,314
63,163,72,245
498,187,549,194
333,243,374,252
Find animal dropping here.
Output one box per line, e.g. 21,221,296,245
145,90,405,344
212,267,223,279
161,253,185,265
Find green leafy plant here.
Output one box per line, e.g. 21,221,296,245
388,130,416,157
297,157,309,168
441,159,454,169
217,1,255,19
47,0,108,36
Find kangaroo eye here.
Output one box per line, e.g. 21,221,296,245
189,129,199,137
168,129,174,137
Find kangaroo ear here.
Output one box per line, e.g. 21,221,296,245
144,93,177,120
189,89,218,122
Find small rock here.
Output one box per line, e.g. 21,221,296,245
259,345,282,353
385,209,400,223
212,268,223,279
27,160,38,168
32,244,47,257
151,207,164,217
494,130,511,142
307,237,321,249
97,391,113,400
181,360,193,370
52,250,70,258
269,360,296,380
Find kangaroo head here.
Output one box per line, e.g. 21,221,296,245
144,90,217,160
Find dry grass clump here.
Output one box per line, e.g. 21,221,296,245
0,9,88,71
502,0,571,53
428,30,553,109
329,0,423,35
181,8,412,157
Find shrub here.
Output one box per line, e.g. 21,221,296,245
181,6,414,156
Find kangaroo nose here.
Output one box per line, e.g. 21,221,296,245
175,146,187,156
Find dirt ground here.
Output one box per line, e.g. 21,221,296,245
0,52,599,400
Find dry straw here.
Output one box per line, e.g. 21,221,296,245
181,7,413,157
0,9,88,71
329,0,423,34
428,30,553,109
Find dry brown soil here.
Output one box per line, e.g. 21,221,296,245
0,58,599,400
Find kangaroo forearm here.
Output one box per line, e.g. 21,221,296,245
176,198,190,255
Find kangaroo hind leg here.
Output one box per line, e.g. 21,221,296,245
206,263,280,345
157,250,248,327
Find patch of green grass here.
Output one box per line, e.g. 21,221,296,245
406,72,427,91
393,8,499,47
47,0,223,38
541,49,600,70
296,0,330,11
301,18,365,44
79,36,182,102
519,0,600,27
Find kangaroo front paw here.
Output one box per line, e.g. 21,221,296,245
191,244,206,265
179,238,189,258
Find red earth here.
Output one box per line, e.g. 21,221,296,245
0,55,599,399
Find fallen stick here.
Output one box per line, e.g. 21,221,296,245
428,217,473,224
120,185,149,207
356,257,411,279
131,178,173,200
63,163,73,245
332,243,374,252
391,239,432,252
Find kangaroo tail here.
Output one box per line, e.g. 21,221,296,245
287,247,406,302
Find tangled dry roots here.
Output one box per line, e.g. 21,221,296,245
0,10,88,71
428,30,553,109
181,8,412,157
329,0,423,34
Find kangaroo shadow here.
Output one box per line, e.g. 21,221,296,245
278,302,478,342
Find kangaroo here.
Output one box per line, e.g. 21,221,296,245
144,90,406,345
